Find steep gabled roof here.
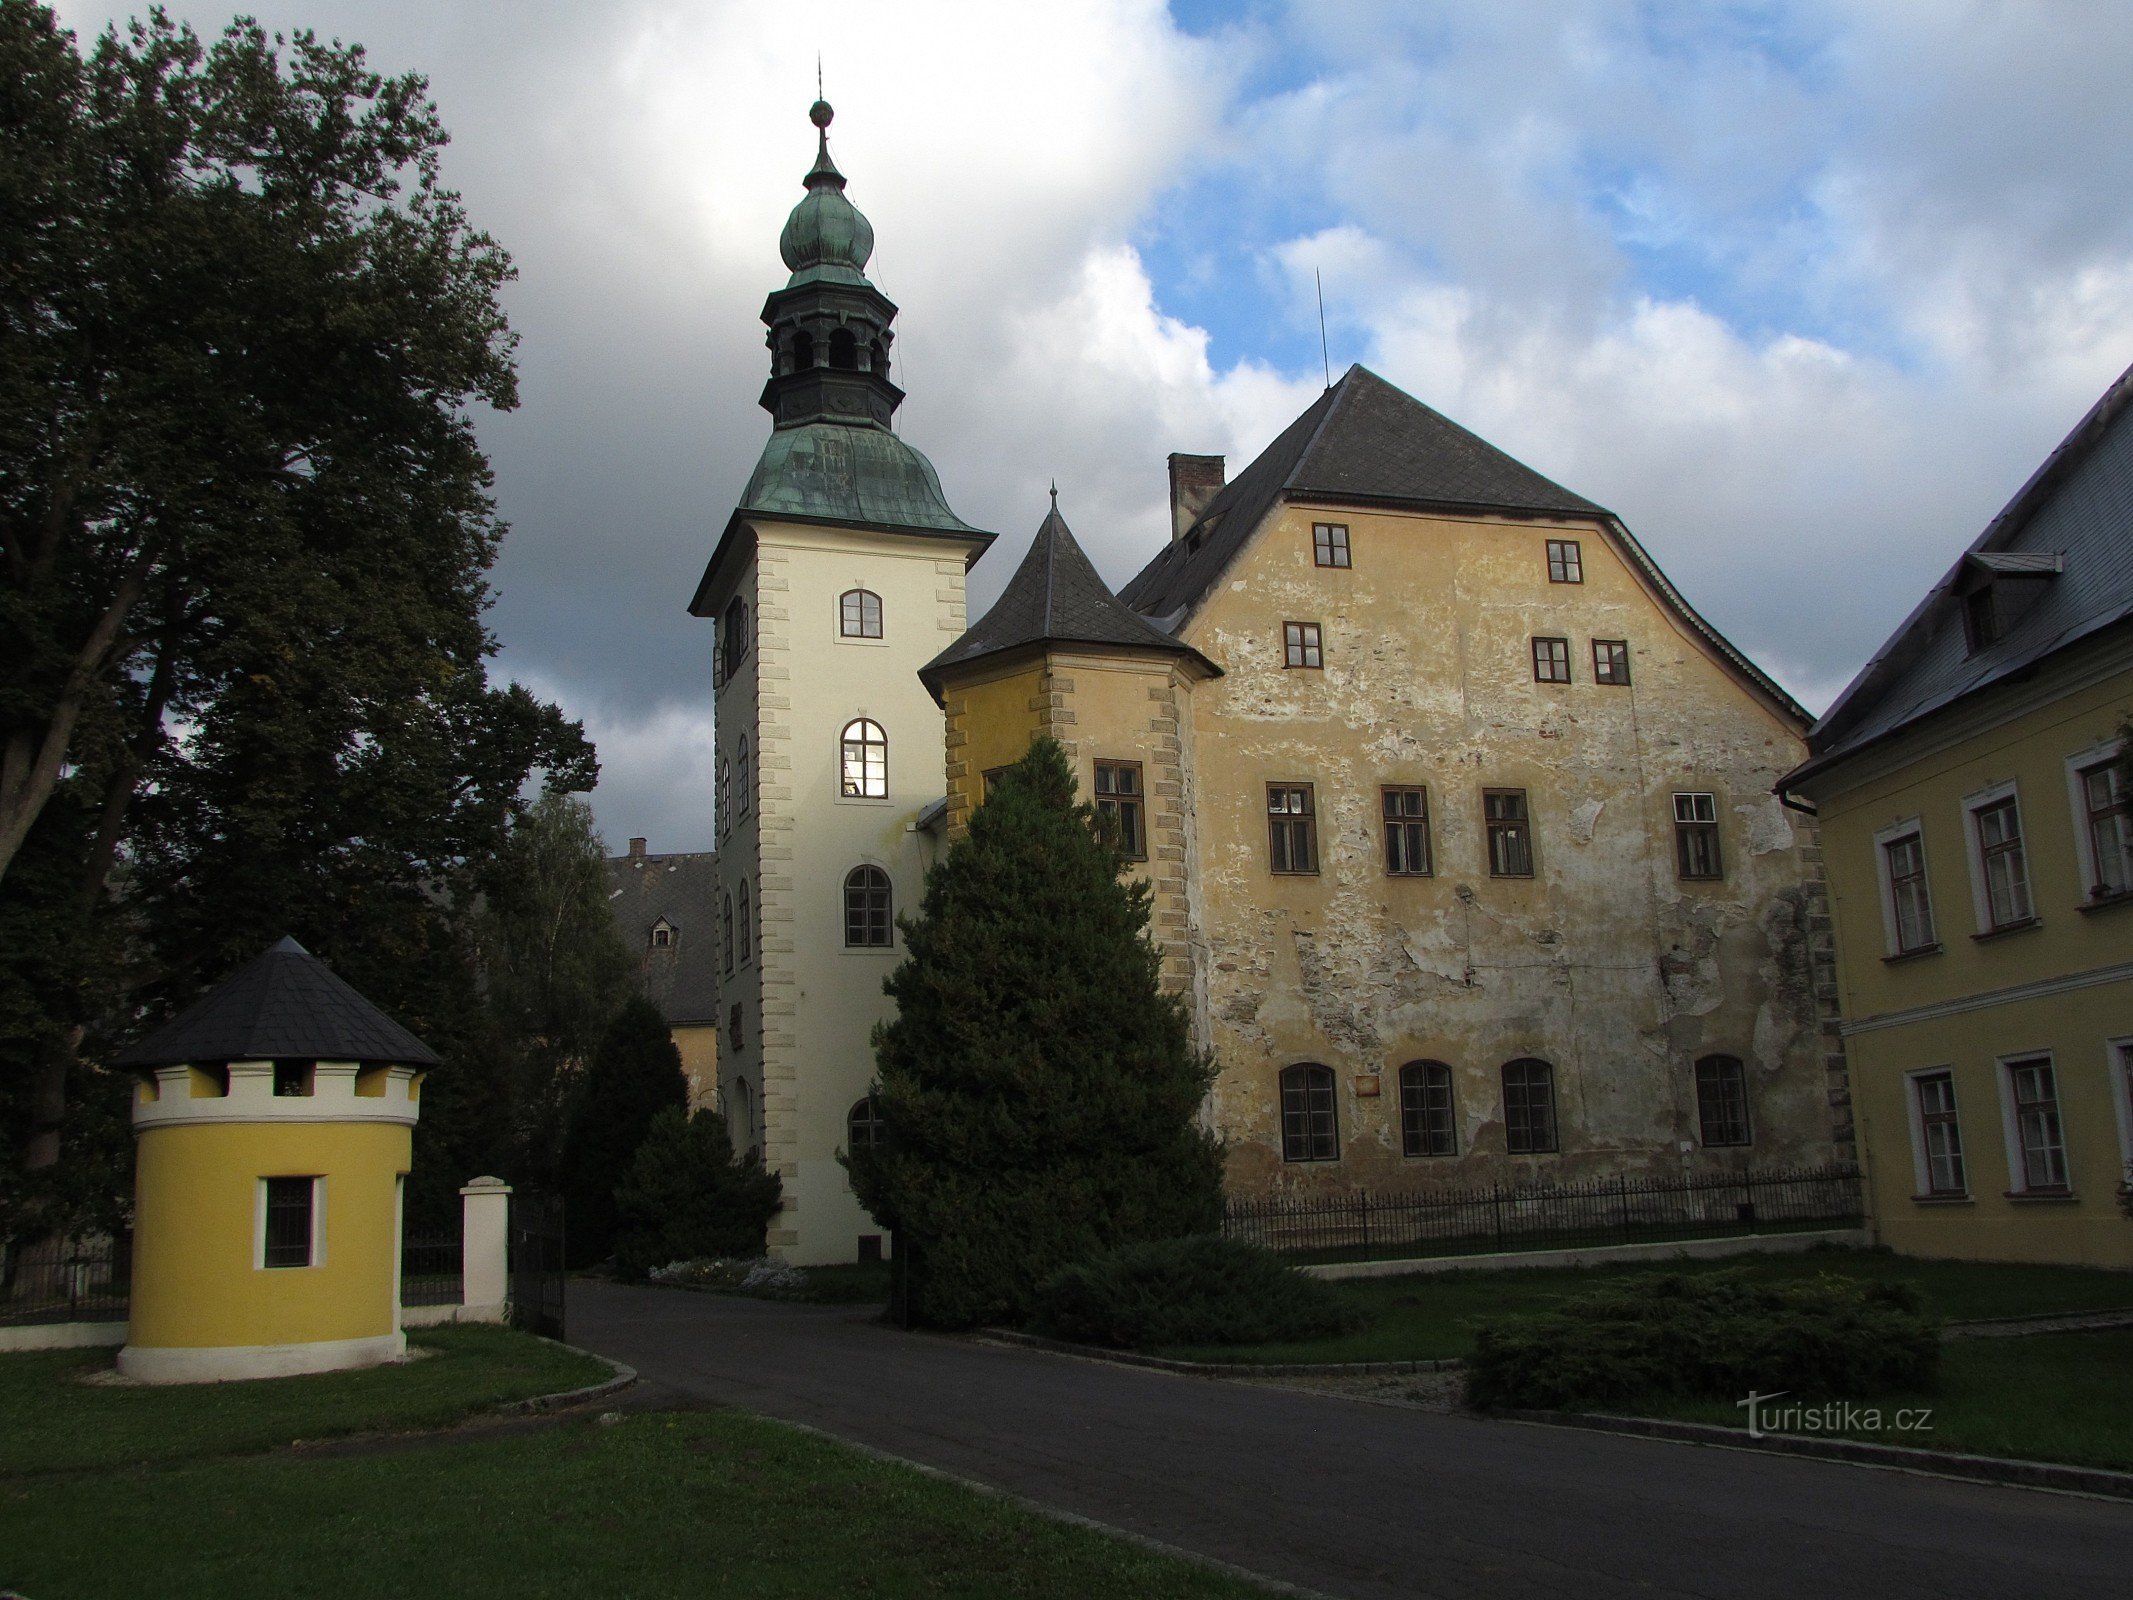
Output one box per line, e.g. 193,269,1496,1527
921,497,1219,696
607,848,722,1027
113,938,440,1069
1790,358,2133,788
1119,364,1605,619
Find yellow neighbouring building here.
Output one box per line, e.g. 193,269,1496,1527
1784,362,2133,1269
112,937,437,1382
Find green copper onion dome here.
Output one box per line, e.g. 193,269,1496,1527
778,100,873,287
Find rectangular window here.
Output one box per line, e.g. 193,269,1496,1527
1973,796,2033,930
1283,621,1324,669
2081,761,2132,897
1381,786,1432,876
1593,639,1631,685
1485,789,1533,878
1503,1061,1558,1154
1914,1072,1966,1196
1400,1063,1456,1157
1531,636,1571,683
1280,1066,1339,1162
263,1176,316,1269
1094,760,1145,860
1312,522,1351,568
1267,784,1318,874
1695,1056,1751,1147
981,765,1011,801
1884,831,1935,952
1546,539,1583,583
2008,1057,2069,1191
1673,792,1723,880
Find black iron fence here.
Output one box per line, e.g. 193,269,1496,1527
1223,1163,1864,1266
0,1233,131,1325
400,1231,464,1307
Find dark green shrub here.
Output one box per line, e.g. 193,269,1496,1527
559,996,690,1265
612,1107,783,1278
1030,1234,1361,1349
1465,1268,1939,1410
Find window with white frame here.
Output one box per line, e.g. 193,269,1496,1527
1875,820,1936,954
262,1176,320,1268
2003,1056,2070,1192
2113,1039,2133,1186
1964,785,2033,932
1910,1071,1966,1197
840,719,888,798
2068,743,2133,900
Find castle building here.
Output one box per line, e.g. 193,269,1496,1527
606,837,720,1108
690,101,993,1262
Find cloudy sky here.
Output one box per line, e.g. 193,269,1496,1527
56,1,2133,853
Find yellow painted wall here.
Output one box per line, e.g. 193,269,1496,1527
941,658,1047,831
672,1024,720,1112
1805,655,2133,1266
130,1121,410,1348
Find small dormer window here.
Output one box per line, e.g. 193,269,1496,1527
1963,584,2002,652
1960,551,2061,656
651,921,675,950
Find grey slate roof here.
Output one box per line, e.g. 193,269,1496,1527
1119,364,1606,619
1792,358,2133,784
606,848,721,1027
113,937,440,1069
920,498,1220,694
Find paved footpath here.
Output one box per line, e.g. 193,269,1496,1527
572,1281,2132,1600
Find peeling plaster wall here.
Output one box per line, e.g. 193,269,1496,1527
1180,503,1839,1194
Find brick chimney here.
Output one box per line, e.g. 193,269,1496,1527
1167,453,1225,543
627,837,647,863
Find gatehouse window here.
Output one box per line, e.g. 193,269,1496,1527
1280,1064,1338,1162
840,588,883,639
262,1176,318,1269
1502,1059,1558,1154
841,719,888,798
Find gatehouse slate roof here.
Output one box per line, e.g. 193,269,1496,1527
920,497,1220,698
112,937,440,1069
606,847,721,1027
1788,357,2133,787
1119,364,1607,620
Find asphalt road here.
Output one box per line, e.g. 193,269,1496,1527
571,1280,2132,1600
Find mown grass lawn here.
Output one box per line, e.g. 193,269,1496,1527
1,1404,1270,1600
0,1323,610,1475
1611,1331,2133,1474
1158,1247,2133,1365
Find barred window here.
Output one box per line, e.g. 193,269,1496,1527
1546,539,1583,583
1313,522,1351,568
1674,793,1722,880
1280,1063,1338,1162
1695,1054,1751,1146
1382,786,1431,876
263,1176,316,1269
1532,636,1571,683
1399,1060,1456,1157
1485,789,1533,878
1283,621,1324,669
844,866,892,947
1094,760,1145,859
1593,639,1631,685
1267,784,1318,874
840,588,883,639
1502,1058,1558,1154
841,718,888,798
1915,1071,1965,1196
847,1095,888,1152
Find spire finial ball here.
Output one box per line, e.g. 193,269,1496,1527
810,99,834,130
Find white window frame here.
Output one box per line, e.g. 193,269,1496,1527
2106,1035,2133,1182
2064,737,2131,901
254,1175,325,1270
1901,1067,1968,1199
1960,778,2033,934
1872,816,1935,956
1993,1050,2072,1195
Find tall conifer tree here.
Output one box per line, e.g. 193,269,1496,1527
848,737,1222,1328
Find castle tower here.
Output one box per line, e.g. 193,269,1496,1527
111,937,433,1383
689,101,994,1264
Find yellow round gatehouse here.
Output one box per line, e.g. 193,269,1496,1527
112,937,436,1383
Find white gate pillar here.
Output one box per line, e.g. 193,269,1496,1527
459,1177,513,1323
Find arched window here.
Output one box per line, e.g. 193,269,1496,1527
848,1095,887,1152
844,865,892,946
729,1077,755,1161
736,735,751,820
868,337,886,375
721,893,735,975
1695,1054,1752,1147
840,588,883,639
841,718,887,798
650,920,674,950
736,880,751,966
1502,1059,1558,1154
1279,1063,1338,1162
828,327,858,369
789,329,814,371
718,753,731,840
721,597,749,682
1398,1061,1455,1157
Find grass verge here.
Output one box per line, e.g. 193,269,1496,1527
0,1323,611,1476
1602,1330,2133,1474
1158,1247,2133,1365
0,1405,1271,1599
